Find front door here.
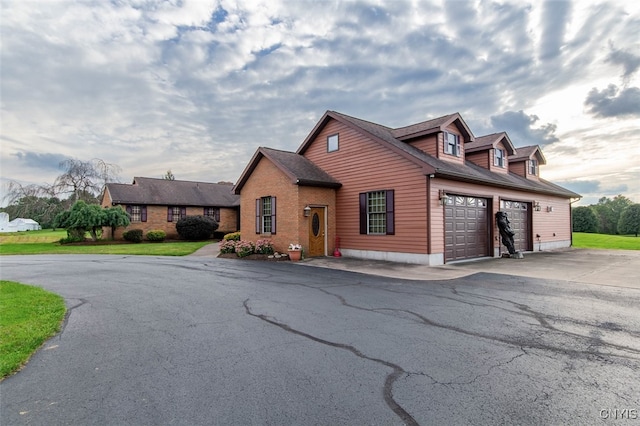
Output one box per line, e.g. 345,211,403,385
308,207,325,257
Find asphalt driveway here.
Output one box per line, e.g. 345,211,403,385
1,250,639,425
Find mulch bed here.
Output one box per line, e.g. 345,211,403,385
61,239,184,246
217,253,291,261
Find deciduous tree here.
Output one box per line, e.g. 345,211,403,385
103,206,131,240
593,195,633,234
572,206,598,233
54,201,105,241
618,204,640,237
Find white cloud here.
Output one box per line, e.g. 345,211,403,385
1,0,639,205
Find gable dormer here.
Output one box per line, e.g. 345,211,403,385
465,132,515,174
508,145,546,180
391,113,474,164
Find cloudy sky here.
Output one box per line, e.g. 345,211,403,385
1,0,639,206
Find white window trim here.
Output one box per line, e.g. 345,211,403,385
444,132,461,157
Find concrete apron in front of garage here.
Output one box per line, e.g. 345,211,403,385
300,248,640,289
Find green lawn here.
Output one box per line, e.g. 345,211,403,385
573,232,640,250
0,229,214,256
0,281,66,378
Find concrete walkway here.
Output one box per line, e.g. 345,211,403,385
192,242,640,289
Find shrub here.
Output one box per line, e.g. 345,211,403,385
255,239,274,255
176,215,219,241
235,240,255,258
213,231,227,240
223,232,241,241
219,240,236,254
146,230,166,242
123,229,143,243
59,235,85,244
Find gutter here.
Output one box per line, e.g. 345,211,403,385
433,169,579,198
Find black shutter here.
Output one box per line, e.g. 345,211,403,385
255,199,261,234
126,205,132,216
386,190,394,235
180,207,186,219
271,196,276,234
167,207,173,222
359,193,367,234
215,208,220,222
141,206,147,222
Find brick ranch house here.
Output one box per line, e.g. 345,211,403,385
101,177,239,239
233,110,580,265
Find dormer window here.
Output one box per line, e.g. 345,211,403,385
327,134,339,152
444,132,461,156
494,148,505,167
529,159,538,175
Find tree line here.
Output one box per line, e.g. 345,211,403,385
573,195,640,237
1,160,177,229
1,158,121,229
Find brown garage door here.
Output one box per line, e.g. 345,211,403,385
444,195,490,262
499,200,531,253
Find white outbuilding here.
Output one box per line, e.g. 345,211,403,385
0,217,42,232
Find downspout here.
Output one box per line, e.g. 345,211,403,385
570,197,582,246
426,174,433,255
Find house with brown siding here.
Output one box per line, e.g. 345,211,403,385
101,177,240,240
233,110,580,265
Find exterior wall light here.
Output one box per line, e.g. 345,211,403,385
303,205,311,217
439,190,451,205
534,201,541,211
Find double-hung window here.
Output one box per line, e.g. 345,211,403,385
256,196,276,234
494,148,505,167
444,132,461,156
126,205,147,222
359,190,394,235
204,207,220,222
529,159,538,175
167,206,186,222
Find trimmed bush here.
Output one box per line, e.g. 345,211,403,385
223,232,241,241
235,240,255,258
123,229,143,243
176,215,219,241
255,239,274,255
146,230,166,242
59,235,85,244
219,240,236,254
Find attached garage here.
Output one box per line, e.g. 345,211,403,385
500,200,532,253
444,195,490,262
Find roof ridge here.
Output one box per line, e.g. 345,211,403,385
392,112,459,132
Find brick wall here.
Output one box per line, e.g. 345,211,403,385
101,190,238,240
238,155,338,255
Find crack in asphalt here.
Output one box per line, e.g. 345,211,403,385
59,299,88,337
242,299,418,426
280,279,640,363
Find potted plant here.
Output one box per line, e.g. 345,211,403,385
288,243,302,261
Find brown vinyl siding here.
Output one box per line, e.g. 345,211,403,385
303,119,429,255
407,135,438,158
466,151,490,169
509,160,527,178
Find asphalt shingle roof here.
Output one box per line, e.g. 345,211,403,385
106,177,239,207
259,147,342,188
320,111,578,198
